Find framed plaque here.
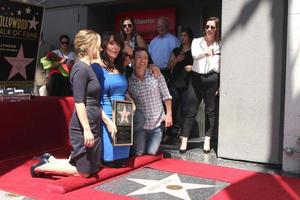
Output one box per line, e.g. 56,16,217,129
112,100,133,146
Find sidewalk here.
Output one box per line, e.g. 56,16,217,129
159,137,298,178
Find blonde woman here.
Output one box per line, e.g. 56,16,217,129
30,30,102,177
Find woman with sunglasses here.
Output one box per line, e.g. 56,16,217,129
179,17,221,154
47,34,75,96
120,17,147,50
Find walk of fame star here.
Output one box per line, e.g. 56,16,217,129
28,16,39,30
25,7,31,14
4,45,34,80
127,173,216,200
0,189,29,200
119,106,131,123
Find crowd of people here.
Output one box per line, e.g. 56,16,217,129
31,16,221,178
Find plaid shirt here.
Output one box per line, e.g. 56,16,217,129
128,70,172,130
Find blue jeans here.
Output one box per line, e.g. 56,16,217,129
133,110,162,155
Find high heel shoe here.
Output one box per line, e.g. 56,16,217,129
179,136,188,154
30,159,47,177
203,136,211,154
179,149,187,154
41,153,52,163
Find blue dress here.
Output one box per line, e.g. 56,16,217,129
92,63,130,162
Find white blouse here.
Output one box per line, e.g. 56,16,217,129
191,37,221,74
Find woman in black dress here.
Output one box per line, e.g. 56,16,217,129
163,27,194,143
30,30,102,177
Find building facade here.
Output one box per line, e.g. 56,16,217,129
17,0,300,174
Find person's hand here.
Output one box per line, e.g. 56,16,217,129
148,64,161,78
106,119,117,138
132,102,136,115
215,88,220,96
83,129,94,147
205,47,214,57
60,58,66,64
184,65,193,72
164,114,173,128
176,54,185,63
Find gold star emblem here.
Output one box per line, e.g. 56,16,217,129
118,106,131,123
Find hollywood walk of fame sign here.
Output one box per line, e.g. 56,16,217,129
112,100,133,146
0,1,43,88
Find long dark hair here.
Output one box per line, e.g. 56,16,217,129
120,17,136,41
179,27,194,49
100,32,124,73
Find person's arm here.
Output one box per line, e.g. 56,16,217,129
101,109,117,138
157,74,173,127
148,64,161,78
75,103,94,147
136,34,147,48
125,92,136,114
72,65,94,147
167,51,184,70
191,38,212,60
50,59,65,69
163,99,172,128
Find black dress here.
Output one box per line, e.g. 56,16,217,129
69,60,102,175
168,47,193,89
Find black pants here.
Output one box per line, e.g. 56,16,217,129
47,73,72,96
169,87,188,124
181,71,219,138
161,69,171,83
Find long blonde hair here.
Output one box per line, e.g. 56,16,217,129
74,30,101,59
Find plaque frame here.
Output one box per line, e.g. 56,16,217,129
112,100,133,146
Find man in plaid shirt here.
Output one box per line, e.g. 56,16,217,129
128,47,173,155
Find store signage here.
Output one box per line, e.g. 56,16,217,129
115,7,176,43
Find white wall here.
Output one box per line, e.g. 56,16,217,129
283,0,300,174
218,0,286,164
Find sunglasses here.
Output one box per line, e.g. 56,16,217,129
205,25,216,30
122,24,133,28
124,52,133,59
61,41,69,45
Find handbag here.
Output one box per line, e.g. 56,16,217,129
164,124,181,139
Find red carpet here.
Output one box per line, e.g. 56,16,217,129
0,153,162,200
1,155,300,199
47,154,163,193
148,158,300,200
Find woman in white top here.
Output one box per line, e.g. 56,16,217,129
179,17,221,154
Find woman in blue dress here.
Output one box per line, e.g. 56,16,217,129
92,32,131,167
